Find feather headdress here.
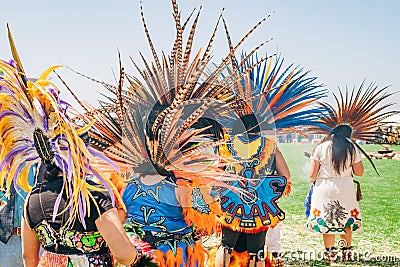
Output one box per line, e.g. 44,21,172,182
66,0,279,180
219,53,327,135
0,27,118,227
309,81,399,173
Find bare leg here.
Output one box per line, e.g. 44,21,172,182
323,234,335,248
340,227,353,260
323,234,337,263
247,253,266,267
339,226,352,247
215,246,231,267
255,259,265,267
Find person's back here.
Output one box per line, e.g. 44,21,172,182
121,173,206,267
313,140,357,179
24,178,113,265
22,172,138,267
123,175,191,235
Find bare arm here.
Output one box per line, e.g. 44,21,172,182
352,161,364,176
96,208,137,265
22,219,40,267
117,186,128,223
275,147,291,179
309,159,321,182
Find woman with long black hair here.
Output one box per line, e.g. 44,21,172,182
306,82,398,263
307,125,364,261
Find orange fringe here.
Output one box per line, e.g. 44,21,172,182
282,180,291,197
182,201,223,235
187,243,207,267
230,250,250,267
165,249,184,267
152,244,207,267
153,250,166,267
177,179,225,235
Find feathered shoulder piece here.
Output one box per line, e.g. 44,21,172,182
310,81,399,172
0,27,118,227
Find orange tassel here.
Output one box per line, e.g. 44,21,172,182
282,180,291,196
174,248,184,267
187,244,207,267
153,250,166,267
165,250,177,267
230,250,250,267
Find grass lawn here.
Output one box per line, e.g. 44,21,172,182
277,143,400,267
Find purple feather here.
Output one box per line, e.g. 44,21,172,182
11,163,24,192
0,110,28,122
88,166,116,207
52,181,65,222
0,146,26,170
8,59,16,67
78,190,87,229
1,126,16,138
88,147,120,171
25,155,39,161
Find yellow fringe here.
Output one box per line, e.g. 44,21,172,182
207,247,218,267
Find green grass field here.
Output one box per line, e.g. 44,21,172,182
277,143,400,267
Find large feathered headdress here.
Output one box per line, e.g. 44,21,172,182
310,81,399,173
0,26,118,226
214,52,328,137
66,0,280,181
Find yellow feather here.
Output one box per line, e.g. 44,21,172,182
262,57,273,89
17,163,34,192
7,24,26,75
37,65,62,81
75,120,95,135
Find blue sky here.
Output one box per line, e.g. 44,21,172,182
1,0,399,111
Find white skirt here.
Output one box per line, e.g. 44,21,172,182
306,176,362,234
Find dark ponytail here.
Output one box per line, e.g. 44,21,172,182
331,125,355,174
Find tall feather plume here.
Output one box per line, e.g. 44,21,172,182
309,82,399,174
311,82,398,142
0,60,119,227
7,25,29,96
221,54,327,134
69,1,288,189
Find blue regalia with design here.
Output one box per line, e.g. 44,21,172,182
216,53,328,233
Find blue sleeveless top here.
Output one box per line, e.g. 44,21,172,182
122,175,192,234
